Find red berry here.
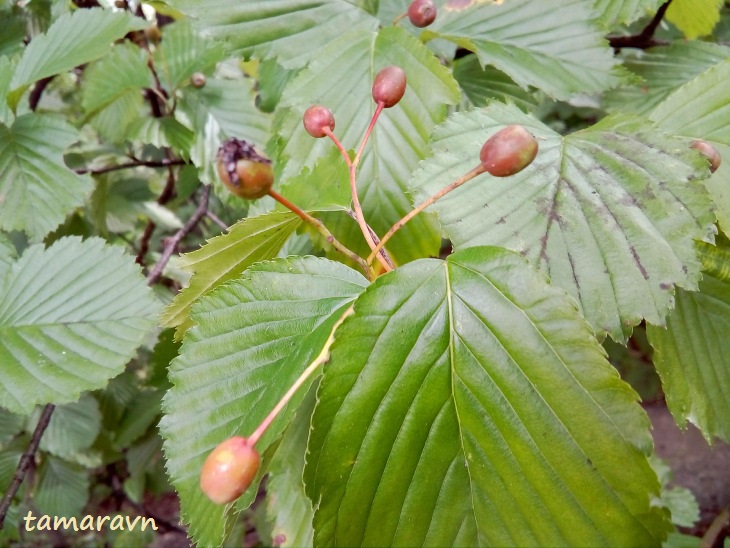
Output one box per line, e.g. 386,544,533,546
200,437,260,505
303,105,336,138
690,140,721,173
372,66,407,108
480,125,538,177
408,0,437,27
216,139,274,200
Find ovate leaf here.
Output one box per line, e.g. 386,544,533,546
273,27,460,264
0,237,160,414
647,269,730,443
410,103,715,342
0,114,93,241
453,55,537,112
160,257,367,547
160,211,302,334
650,60,730,237
430,0,622,100
9,9,147,106
171,0,379,69
307,246,669,546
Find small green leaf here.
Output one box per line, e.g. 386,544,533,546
276,147,350,212
29,393,101,460
0,114,94,241
430,0,623,100
410,103,715,342
0,237,160,414
647,268,730,443
34,456,89,519
307,246,669,546
453,55,537,112
0,407,24,442
128,116,195,159
160,211,303,334
9,9,148,105
160,256,367,547
172,0,379,68
666,0,723,39
0,9,26,57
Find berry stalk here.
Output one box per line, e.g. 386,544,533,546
367,164,487,265
247,305,354,447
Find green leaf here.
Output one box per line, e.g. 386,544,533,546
265,386,315,548
646,268,730,443
160,256,367,547
9,9,148,106
276,147,350,212
171,0,379,68
0,237,160,414
664,533,701,548
273,26,460,264
666,0,723,39
429,0,622,100
592,0,664,27
34,456,89,519
113,389,163,450
306,246,669,546
0,407,23,443
0,9,26,57
452,55,537,113
0,114,94,241
81,42,153,116
650,60,730,237
604,42,730,117
410,103,715,342
662,487,700,528
0,56,14,125
29,393,101,460
153,21,226,93
257,59,299,114
160,211,302,334
128,116,195,159
0,232,17,281
89,89,146,144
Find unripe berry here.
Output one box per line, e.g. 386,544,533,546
408,0,437,27
690,139,721,173
372,66,407,108
480,125,538,177
217,138,274,200
303,105,335,138
200,437,260,505
190,72,206,88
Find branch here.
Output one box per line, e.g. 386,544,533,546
146,185,211,285
28,76,54,111
136,161,178,266
608,1,672,50
0,404,55,529
75,158,187,176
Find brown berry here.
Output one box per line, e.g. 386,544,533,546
480,125,538,177
216,139,274,200
408,0,437,28
200,437,260,505
303,105,335,138
690,140,721,173
372,66,407,108
190,72,206,88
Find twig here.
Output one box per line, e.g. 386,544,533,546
701,508,730,548
75,158,186,176
608,1,672,51
0,404,55,529
146,185,211,285
136,161,178,266
28,76,54,111
206,210,228,231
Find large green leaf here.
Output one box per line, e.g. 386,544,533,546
306,246,668,546
646,247,730,443
160,256,367,547
8,9,147,107
171,0,379,69
81,42,153,116
604,42,730,117
153,20,226,93
272,26,460,264
0,237,160,414
0,114,94,241
410,103,715,342
428,0,622,100
650,60,730,237
160,211,302,334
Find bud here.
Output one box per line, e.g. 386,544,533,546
200,437,260,505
